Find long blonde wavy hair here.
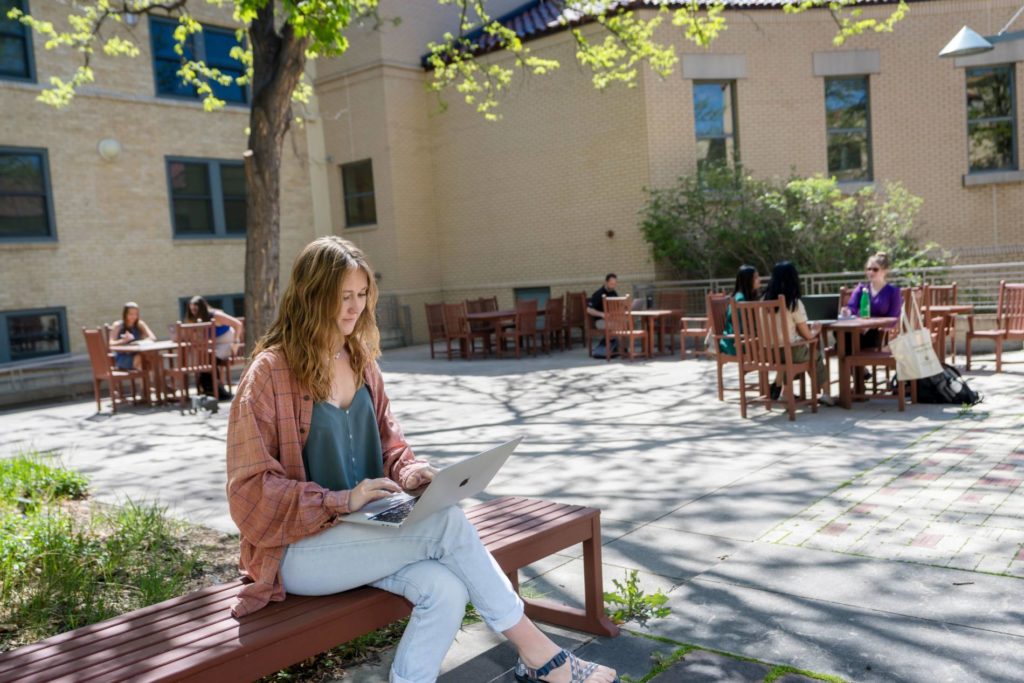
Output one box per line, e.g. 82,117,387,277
254,236,381,400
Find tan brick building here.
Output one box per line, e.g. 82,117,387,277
0,0,316,364
315,0,1024,343
3,0,1024,365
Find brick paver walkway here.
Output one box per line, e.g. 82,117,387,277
766,409,1024,577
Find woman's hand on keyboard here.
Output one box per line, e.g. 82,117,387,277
349,477,402,511
404,464,440,493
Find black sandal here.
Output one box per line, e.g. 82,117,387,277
514,648,620,683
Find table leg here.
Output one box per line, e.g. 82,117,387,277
837,331,852,409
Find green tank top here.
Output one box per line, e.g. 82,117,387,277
301,385,384,491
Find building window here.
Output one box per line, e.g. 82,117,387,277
167,158,246,237
825,76,872,182
0,0,33,81
693,81,738,169
341,160,377,227
966,65,1017,173
149,16,247,104
0,147,55,241
0,307,68,363
178,293,244,319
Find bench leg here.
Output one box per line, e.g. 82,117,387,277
519,516,620,638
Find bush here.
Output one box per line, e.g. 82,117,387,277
639,165,946,278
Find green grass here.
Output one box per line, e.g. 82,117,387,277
0,451,201,648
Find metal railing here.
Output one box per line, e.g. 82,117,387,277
642,261,1024,315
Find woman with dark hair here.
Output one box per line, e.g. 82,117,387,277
185,295,243,400
226,236,618,683
719,265,760,356
763,261,835,406
109,302,156,370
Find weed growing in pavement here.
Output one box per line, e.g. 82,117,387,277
603,569,671,628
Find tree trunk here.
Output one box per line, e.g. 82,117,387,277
243,4,309,354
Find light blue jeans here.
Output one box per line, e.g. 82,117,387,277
280,506,525,683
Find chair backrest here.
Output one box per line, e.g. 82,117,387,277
443,303,470,337
82,327,113,379
546,295,565,328
655,290,685,311
425,303,446,336
102,323,113,353
735,296,793,370
565,291,587,327
515,298,538,335
482,296,499,312
999,281,1024,332
175,322,216,371
923,282,957,307
465,299,483,315
603,296,634,335
708,292,732,336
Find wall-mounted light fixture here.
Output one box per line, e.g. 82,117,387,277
124,12,139,27
97,138,123,161
939,5,1024,58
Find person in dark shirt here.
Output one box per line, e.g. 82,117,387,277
587,273,620,329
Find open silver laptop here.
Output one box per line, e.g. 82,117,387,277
338,437,522,528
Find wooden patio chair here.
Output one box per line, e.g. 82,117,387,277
840,288,920,411
543,295,568,352
497,299,539,358
82,327,142,414
966,280,1024,372
734,297,819,421
922,282,959,362
466,298,497,355
442,303,474,360
565,291,588,350
601,296,647,362
425,303,447,359
678,289,712,359
705,292,737,401
164,322,218,406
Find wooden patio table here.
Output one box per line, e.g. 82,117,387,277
467,308,548,358
109,340,179,405
630,309,680,356
820,317,897,409
922,304,974,364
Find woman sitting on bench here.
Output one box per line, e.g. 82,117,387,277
226,236,617,683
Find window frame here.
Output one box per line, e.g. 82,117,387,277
0,146,57,243
166,156,246,239
692,79,739,170
341,159,377,228
965,64,1018,174
148,16,249,106
0,306,69,364
0,0,35,83
824,75,873,183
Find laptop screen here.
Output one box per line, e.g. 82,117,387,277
803,294,839,321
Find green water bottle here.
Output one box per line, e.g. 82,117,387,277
859,289,870,318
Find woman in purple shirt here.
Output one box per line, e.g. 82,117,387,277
845,252,901,349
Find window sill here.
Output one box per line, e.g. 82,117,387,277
837,180,873,194
963,170,1024,187
344,224,379,234
0,239,58,250
172,236,246,245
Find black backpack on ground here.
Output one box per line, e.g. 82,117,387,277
895,363,982,406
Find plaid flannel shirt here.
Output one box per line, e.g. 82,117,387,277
225,349,426,617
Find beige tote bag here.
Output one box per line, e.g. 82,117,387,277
888,297,943,380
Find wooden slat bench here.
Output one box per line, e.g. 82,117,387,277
0,497,619,682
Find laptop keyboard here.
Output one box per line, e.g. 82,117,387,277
370,498,418,524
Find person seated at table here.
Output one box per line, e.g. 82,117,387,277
719,265,760,356
226,236,619,683
109,301,156,370
185,295,244,400
843,251,901,351
586,273,620,329
764,262,835,406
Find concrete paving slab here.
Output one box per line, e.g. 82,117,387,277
600,525,747,580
